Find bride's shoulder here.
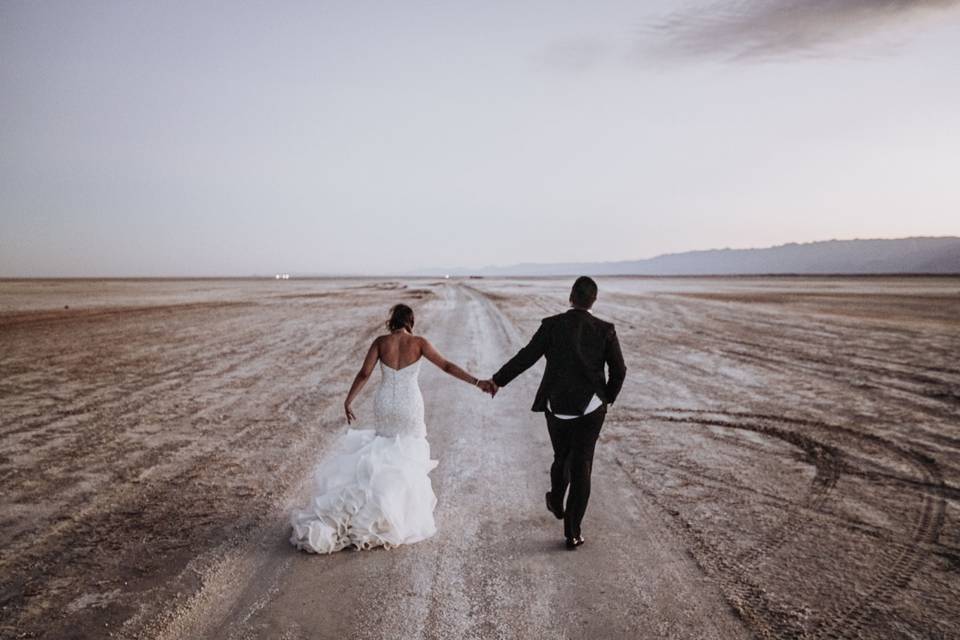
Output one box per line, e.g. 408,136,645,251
370,334,392,351
413,334,431,348
413,334,438,354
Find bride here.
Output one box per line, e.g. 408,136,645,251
290,303,493,554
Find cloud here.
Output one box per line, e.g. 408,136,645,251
645,0,960,60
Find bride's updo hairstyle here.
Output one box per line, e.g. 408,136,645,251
387,304,415,332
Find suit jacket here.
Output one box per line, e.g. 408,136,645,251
492,308,627,415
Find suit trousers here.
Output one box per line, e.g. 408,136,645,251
545,406,606,539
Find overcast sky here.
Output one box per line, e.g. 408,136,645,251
1,0,958,276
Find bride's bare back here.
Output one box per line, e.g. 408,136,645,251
377,331,424,370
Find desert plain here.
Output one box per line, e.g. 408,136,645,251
1,276,958,639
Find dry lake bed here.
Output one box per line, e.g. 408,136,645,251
1,276,958,639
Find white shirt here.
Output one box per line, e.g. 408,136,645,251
548,306,603,420
548,394,603,420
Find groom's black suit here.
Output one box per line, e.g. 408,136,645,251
492,307,626,540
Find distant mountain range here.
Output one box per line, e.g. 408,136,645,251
431,237,960,276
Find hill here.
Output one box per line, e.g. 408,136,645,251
435,237,960,276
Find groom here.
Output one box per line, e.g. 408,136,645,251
484,277,626,549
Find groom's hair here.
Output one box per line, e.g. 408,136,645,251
570,276,598,308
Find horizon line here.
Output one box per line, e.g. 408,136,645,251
2,235,957,280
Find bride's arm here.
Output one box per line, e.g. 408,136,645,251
420,337,481,387
344,338,381,423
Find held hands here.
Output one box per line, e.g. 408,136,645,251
477,379,499,397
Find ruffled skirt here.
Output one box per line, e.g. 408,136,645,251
289,429,438,554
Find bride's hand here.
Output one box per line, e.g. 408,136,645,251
344,403,356,424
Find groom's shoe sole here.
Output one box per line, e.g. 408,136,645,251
545,492,564,520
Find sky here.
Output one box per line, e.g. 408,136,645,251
1,0,959,276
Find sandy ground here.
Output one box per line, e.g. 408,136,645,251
1,277,958,639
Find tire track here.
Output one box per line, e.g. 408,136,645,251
608,407,947,639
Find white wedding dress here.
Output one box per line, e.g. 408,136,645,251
289,359,438,553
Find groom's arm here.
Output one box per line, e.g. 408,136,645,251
491,320,550,388
603,326,626,405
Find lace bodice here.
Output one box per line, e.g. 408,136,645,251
373,359,426,438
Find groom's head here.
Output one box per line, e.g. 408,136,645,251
569,276,598,309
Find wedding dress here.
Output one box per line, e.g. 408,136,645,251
289,359,438,553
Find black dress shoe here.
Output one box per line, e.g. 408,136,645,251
545,492,564,520
565,535,584,550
